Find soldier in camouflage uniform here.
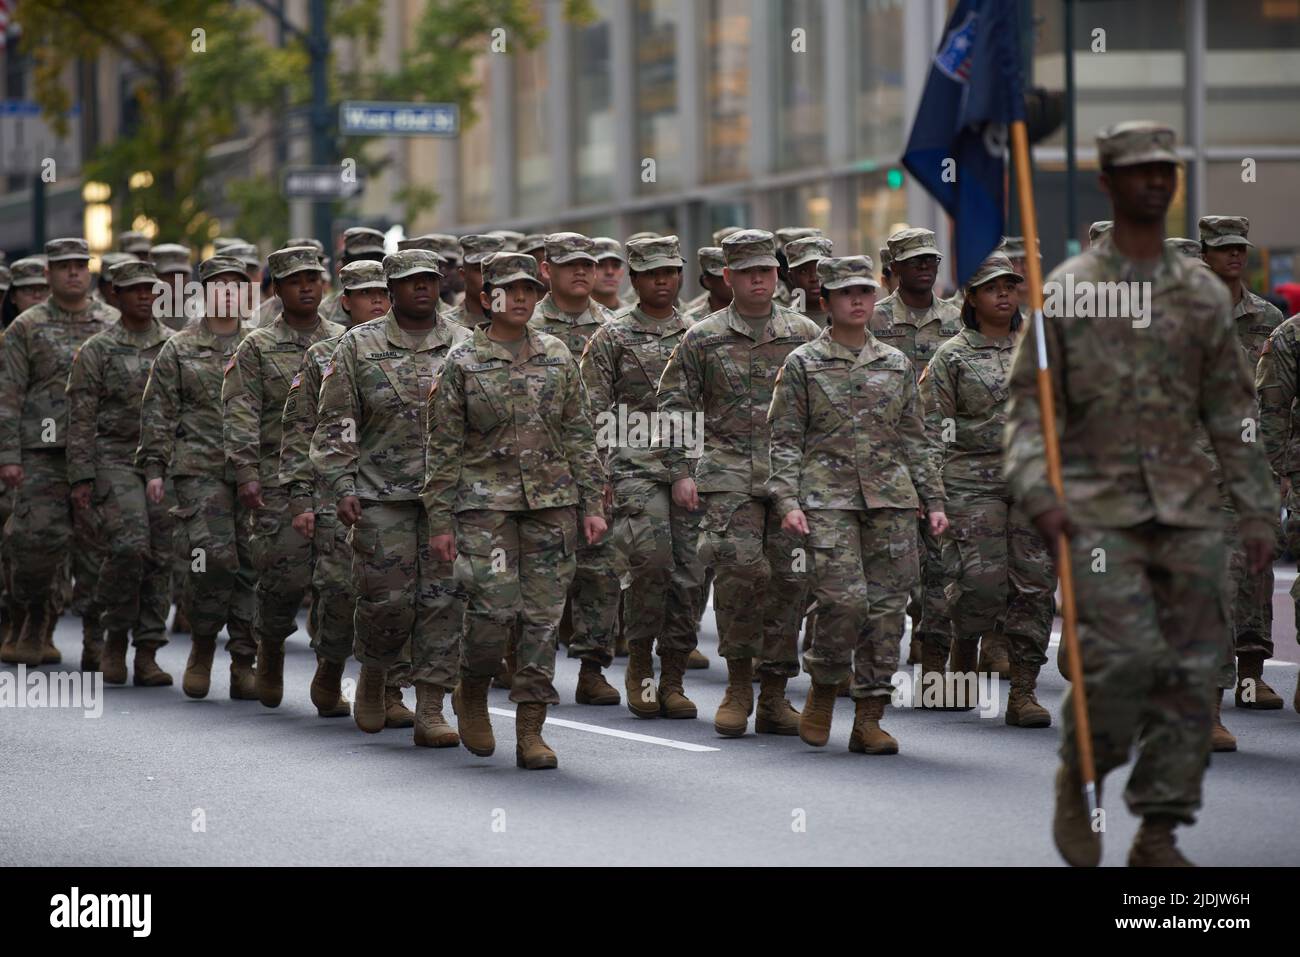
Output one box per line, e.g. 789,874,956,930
1198,215,1286,722
149,244,195,332
1005,122,1277,867
773,227,821,308
223,246,345,708
590,237,629,313
784,237,833,327
680,247,732,326
1165,237,1203,259
923,254,1054,725
66,260,175,686
0,239,117,668
95,253,135,309
319,227,387,327
118,231,152,259
139,256,259,699
580,236,705,719
254,237,325,328
872,228,964,675
441,235,507,331
530,232,622,705
425,251,608,769
312,250,470,744
879,246,896,297
658,229,822,737
487,229,526,251
770,255,945,753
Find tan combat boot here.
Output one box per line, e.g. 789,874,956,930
254,640,285,708
133,645,174,687
687,648,710,670
1128,815,1193,867
0,605,22,663
624,639,659,719
920,642,970,711
413,684,460,748
1211,690,1237,752
41,607,63,664
385,685,415,728
80,615,104,672
309,657,350,717
182,635,218,699
755,674,800,735
978,629,1011,679
101,629,130,685
515,701,558,770
658,650,697,719
714,657,754,737
353,664,387,733
229,654,258,699
848,696,898,754
1235,652,1283,710
1053,763,1102,867
11,602,50,667
798,681,839,747
575,659,620,705
1005,660,1052,728
452,675,496,756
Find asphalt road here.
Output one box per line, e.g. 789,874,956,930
3,570,1297,867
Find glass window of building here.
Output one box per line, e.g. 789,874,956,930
1206,160,1300,288
1206,0,1300,146
703,0,751,183
515,41,552,217
853,171,908,271
634,0,682,195
459,54,494,224
853,0,906,161
774,0,826,171
574,0,616,205
774,182,831,235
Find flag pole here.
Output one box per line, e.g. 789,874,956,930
1009,119,1098,816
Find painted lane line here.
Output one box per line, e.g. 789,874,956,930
487,708,720,752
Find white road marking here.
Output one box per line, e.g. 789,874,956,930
487,708,721,752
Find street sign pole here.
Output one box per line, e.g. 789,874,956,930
309,0,332,255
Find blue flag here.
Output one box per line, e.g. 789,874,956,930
901,0,1025,287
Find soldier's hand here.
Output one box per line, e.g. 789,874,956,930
430,533,456,562
672,477,699,511
1032,507,1075,558
0,465,23,490
146,478,166,505
292,511,316,540
928,510,949,538
70,482,93,510
781,508,810,536
1245,537,1274,576
584,515,608,546
238,480,264,510
337,495,362,527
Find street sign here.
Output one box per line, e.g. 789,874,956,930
338,101,458,137
282,166,364,199
0,100,82,176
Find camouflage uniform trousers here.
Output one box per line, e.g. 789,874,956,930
914,519,954,650
614,478,704,655
172,476,257,657
1060,522,1225,824
89,467,173,646
246,484,313,650
697,492,809,677
1216,505,1277,689
453,506,578,705
940,492,1055,667
802,507,917,699
565,528,621,668
349,500,464,690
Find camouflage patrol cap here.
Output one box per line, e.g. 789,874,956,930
212,237,247,251
287,237,326,255
0,265,9,291
482,251,546,290
1165,237,1203,258
712,227,742,245
1088,221,1112,244
722,229,780,270
197,256,248,283
223,242,261,270
117,230,152,255
46,237,91,262
785,236,833,270
397,234,438,253
519,234,548,255
460,234,507,266
592,237,626,263
149,243,193,275
340,260,388,291
9,258,47,287
999,236,1025,258
545,232,598,265
97,252,135,280
878,247,892,272
817,256,880,291
1097,120,1181,168
108,260,160,288
774,227,822,250
383,249,443,281
269,246,326,280
398,233,462,264
1199,215,1252,248
627,235,684,272
626,231,662,245
488,229,525,251
965,253,1024,291
697,247,726,277
342,227,386,256
887,227,941,263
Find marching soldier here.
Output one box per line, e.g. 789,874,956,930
773,227,821,307
117,230,152,259
254,238,327,328
784,236,833,326
223,246,345,709
95,253,135,308
425,251,608,769
320,227,387,327
591,237,629,312
149,244,195,332
680,247,732,325
2,258,50,329
488,229,526,251
441,234,507,330
66,261,175,685
1166,237,1204,259
1005,121,1277,867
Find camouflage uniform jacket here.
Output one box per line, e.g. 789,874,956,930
65,319,173,483
529,294,613,359
869,292,963,375
280,335,340,516
1004,242,1278,540
1256,311,1300,479
580,306,691,485
768,327,942,516
0,298,118,465
422,325,606,538
253,294,283,328
312,313,470,503
222,313,345,488
320,292,349,329
657,303,822,494
138,318,249,481
1231,287,1285,370
440,301,485,331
